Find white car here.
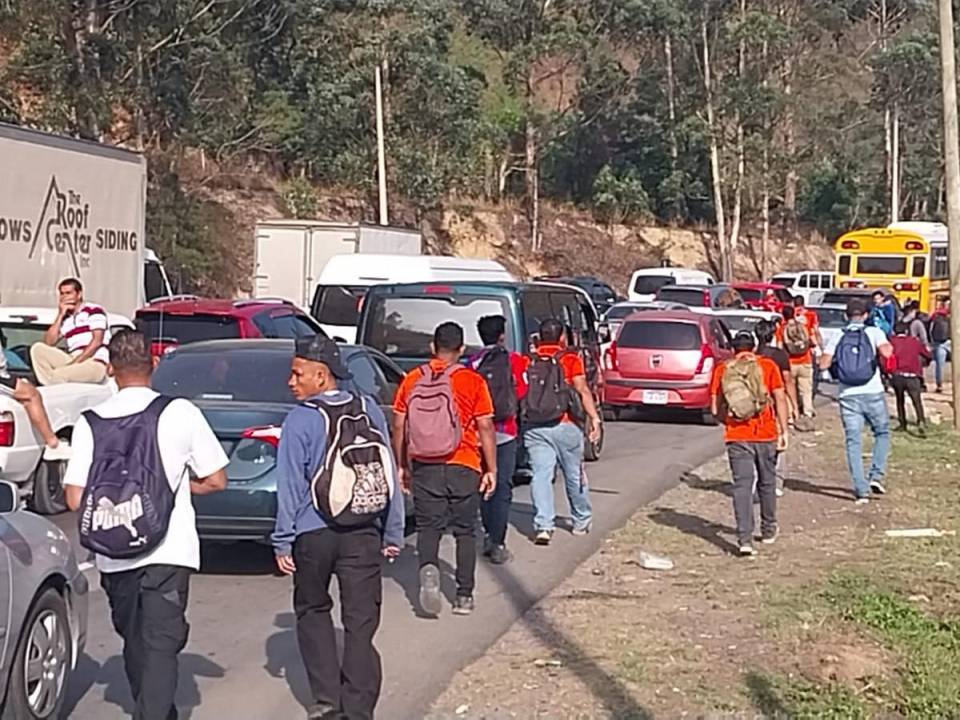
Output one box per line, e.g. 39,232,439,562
628,267,715,302
0,307,133,514
770,270,835,305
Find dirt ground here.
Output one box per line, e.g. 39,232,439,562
427,389,960,719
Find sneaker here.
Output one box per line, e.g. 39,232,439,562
452,595,474,616
534,530,553,546
571,522,592,536
854,496,870,505
761,527,780,545
870,480,886,496
738,545,757,557
43,441,72,462
481,536,494,557
894,423,908,432
488,545,512,565
918,425,927,438
418,564,442,617
937,385,943,393
306,705,342,720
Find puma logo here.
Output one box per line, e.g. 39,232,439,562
91,495,144,538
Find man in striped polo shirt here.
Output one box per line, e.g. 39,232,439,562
31,277,111,386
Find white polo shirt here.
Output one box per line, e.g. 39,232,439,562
64,386,228,573
61,303,111,364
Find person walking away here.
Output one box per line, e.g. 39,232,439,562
929,298,951,392
273,335,404,720
889,322,931,436
63,330,228,720
868,290,895,337
393,322,497,617
777,304,819,426
710,331,789,557
794,297,824,400
523,318,602,546
755,319,795,495
468,315,528,565
902,301,930,346
820,298,895,503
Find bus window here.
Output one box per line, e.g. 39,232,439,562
934,247,949,279
912,256,927,277
856,256,906,274
838,255,851,275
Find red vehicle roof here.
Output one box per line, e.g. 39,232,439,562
137,297,297,317
732,281,784,290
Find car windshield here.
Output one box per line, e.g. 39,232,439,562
314,285,366,326
737,288,763,302
656,287,705,306
618,321,701,350
363,295,512,357
771,276,796,287
717,314,764,334
812,307,848,328
138,313,241,344
152,344,371,403
605,305,650,321
633,275,674,295
855,256,907,275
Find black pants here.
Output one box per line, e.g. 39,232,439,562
100,565,191,720
293,526,383,720
412,462,480,597
481,440,516,546
891,374,925,426
727,441,778,546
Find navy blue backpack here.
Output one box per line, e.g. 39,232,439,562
831,327,877,386
78,396,176,559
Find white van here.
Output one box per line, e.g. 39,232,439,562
770,270,834,304
628,267,715,302
309,254,515,342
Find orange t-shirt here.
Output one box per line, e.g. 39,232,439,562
776,310,819,365
533,343,586,424
709,353,784,443
394,358,494,472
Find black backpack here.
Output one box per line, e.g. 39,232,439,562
523,350,584,425
930,314,950,344
476,347,518,423
305,394,395,528
78,396,176,559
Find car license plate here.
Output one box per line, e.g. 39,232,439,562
642,390,669,405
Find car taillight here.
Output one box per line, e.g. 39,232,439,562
241,425,282,448
841,280,865,288
0,411,13,447
695,343,715,375
905,241,924,251
150,340,178,358
893,282,919,291
604,342,618,371
841,240,860,250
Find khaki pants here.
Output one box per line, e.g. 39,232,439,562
30,344,107,386
792,361,814,417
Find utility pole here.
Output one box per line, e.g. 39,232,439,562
937,0,960,429
375,64,389,226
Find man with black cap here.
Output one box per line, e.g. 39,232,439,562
273,335,404,720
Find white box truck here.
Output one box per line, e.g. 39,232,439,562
253,219,422,308
0,122,171,316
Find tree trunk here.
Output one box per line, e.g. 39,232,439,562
728,0,747,281
526,118,540,251
702,13,729,280
891,101,900,222
664,35,679,166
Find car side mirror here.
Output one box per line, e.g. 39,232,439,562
0,480,18,514
598,323,612,344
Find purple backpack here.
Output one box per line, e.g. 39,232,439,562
406,364,463,460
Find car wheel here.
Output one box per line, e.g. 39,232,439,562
583,422,604,462
701,409,719,426
3,588,72,720
28,460,67,516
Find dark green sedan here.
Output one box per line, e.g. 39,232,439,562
151,339,406,542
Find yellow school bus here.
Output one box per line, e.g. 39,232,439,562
834,223,949,312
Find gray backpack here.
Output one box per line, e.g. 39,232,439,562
405,364,463,460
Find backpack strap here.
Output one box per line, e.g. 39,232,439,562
82,394,173,432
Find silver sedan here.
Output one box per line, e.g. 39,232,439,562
0,480,88,719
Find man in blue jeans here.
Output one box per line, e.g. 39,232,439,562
524,319,602,545
820,298,894,503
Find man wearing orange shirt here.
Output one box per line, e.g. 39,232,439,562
392,322,497,617
711,332,790,556
777,299,821,422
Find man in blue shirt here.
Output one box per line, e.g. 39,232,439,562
273,335,404,720
821,299,894,503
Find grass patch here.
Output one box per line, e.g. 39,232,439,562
823,572,960,718
744,671,867,719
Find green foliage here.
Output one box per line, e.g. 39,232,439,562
281,177,319,219
798,160,866,238
592,165,651,225
744,671,868,719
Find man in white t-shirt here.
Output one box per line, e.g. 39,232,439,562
32,277,112,386
64,330,227,720
820,298,894,503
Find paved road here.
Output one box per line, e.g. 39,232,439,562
55,415,721,720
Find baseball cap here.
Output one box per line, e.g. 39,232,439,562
294,335,351,379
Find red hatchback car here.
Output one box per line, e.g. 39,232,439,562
135,296,324,357
602,311,733,423
732,282,793,313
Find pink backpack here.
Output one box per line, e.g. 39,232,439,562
406,364,463,460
